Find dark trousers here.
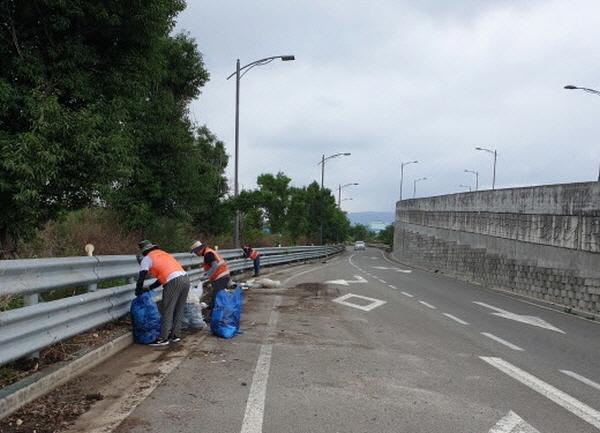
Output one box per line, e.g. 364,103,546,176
160,274,190,340
209,275,230,312
253,256,260,276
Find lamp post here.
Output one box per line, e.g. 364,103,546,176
227,55,295,247
400,160,418,201
564,84,600,181
338,182,359,207
475,147,497,189
413,177,427,198
464,169,479,191
459,184,472,192
317,153,351,244
318,153,352,188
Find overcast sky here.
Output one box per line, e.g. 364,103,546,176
175,0,600,213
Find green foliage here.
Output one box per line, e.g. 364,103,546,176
348,224,375,242
256,172,291,233
377,224,394,246
0,1,227,256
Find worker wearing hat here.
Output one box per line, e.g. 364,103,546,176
242,244,260,277
190,240,230,318
136,240,190,347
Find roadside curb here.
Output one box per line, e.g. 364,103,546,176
0,332,133,420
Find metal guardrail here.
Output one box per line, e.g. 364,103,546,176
0,245,344,366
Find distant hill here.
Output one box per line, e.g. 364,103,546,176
347,211,395,226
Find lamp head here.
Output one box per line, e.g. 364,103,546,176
281,55,295,61
564,85,578,90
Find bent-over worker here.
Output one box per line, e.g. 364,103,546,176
136,240,190,347
190,240,230,318
242,244,260,277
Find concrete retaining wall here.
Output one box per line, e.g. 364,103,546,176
393,182,600,316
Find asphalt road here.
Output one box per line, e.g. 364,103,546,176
90,247,600,433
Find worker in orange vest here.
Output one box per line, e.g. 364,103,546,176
190,240,230,317
136,240,190,347
242,244,260,277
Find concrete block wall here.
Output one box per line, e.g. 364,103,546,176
393,182,600,316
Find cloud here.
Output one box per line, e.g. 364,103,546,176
177,0,600,212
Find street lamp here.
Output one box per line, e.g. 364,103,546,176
459,184,472,192
341,197,353,209
475,147,497,190
338,182,359,207
564,84,600,181
413,177,427,198
318,153,352,188
564,85,600,96
464,169,479,191
400,160,418,201
226,55,295,247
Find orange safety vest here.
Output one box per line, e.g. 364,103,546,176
147,249,185,285
202,247,230,281
248,249,259,260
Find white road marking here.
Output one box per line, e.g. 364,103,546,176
283,257,342,285
333,293,387,312
481,332,524,351
419,301,437,309
240,297,281,433
481,356,600,430
325,275,368,286
473,301,565,334
443,313,469,325
240,345,273,433
560,370,600,392
378,279,387,284
401,291,414,298
488,411,540,433
371,257,378,260
372,265,413,273
388,284,397,290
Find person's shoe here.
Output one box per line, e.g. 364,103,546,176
149,338,169,347
170,335,182,343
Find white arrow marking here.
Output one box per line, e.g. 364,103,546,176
473,301,565,333
325,275,368,286
488,411,540,433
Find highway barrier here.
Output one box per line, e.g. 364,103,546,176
0,245,344,366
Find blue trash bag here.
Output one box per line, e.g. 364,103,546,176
130,291,161,344
211,285,242,339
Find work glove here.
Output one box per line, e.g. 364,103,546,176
135,286,148,297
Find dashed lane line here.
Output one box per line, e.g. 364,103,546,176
401,291,414,298
481,332,524,351
239,297,281,433
443,313,469,325
388,284,397,290
560,370,600,392
419,301,437,309
481,357,600,430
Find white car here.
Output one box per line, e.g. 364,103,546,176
354,241,366,251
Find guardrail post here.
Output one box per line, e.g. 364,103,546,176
85,243,98,292
24,293,40,359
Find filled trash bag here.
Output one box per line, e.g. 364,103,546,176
211,285,242,339
182,283,207,329
130,291,161,344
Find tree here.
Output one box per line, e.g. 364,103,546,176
0,0,197,256
349,224,374,242
256,172,291,234
377,224,394,246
